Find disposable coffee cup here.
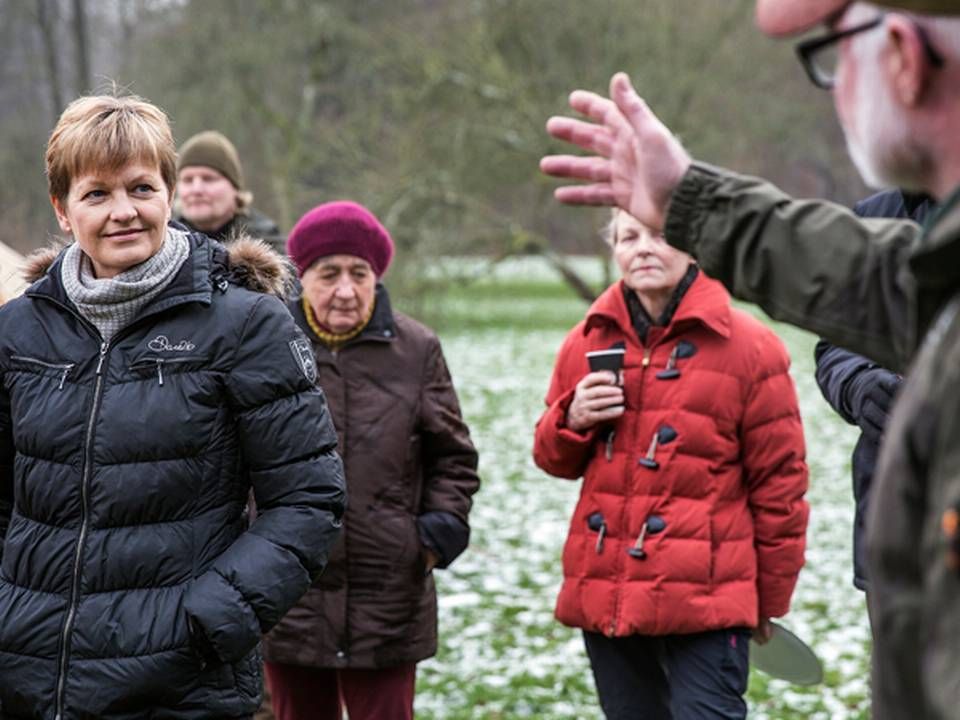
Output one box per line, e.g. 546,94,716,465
586,348,625,373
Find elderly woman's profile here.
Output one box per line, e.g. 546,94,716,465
0,94,346,718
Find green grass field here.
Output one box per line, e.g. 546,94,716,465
398,259,870,719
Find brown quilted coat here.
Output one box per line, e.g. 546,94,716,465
262,286,479,669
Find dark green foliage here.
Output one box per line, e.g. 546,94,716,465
2,0,866,300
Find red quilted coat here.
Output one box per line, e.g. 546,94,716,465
534,274,808,637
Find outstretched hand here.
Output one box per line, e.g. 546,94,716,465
540,73,692,232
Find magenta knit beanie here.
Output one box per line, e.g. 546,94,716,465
287,201,394,278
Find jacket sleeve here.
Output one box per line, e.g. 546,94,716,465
814,340,877,426
664,162,921,372
740,338,809,619
415,335,480,569
183,295,346,663
0,381,11,563
532,329,598,479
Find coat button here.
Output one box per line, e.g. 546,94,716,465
336,650,346,659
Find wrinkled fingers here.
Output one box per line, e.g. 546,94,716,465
554,184,616,206
540,155,612,182
583,386,624,408
545,117,613,156
590,405,625,423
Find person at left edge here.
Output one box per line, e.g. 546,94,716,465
0,94,345,719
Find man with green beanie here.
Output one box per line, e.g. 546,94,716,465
176,130,286,255
540,2,960,718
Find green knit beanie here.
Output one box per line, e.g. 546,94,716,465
177,130,245,190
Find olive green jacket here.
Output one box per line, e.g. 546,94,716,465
664,162,960,720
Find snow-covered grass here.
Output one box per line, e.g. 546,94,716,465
401,258,868,719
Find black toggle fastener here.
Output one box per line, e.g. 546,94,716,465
675,340,697,359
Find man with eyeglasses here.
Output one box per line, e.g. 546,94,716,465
540,2,960,719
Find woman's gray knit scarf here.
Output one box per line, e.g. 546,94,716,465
60,228,192,340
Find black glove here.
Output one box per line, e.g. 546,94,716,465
844,367,900,444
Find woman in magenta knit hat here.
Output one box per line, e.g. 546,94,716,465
261,201,480,720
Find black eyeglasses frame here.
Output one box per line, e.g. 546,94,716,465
795,14,945,90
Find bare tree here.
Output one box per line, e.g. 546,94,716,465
33,0,63,122
72,0,90,94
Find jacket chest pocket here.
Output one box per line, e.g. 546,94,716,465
128,355,210,386
9,355,76,390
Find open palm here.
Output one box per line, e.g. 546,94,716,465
541,73,691,231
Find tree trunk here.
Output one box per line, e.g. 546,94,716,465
34,0,63,122
72,0,90,94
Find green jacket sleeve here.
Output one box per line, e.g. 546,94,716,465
664,162,922,372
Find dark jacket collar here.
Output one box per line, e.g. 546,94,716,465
175,210,281,244
360,284,397,341
908,184,960,290
584,270,732,343
902,191,934,219
290,283,397,348
22,227,290,336
26,230,218,320
622,264,699,344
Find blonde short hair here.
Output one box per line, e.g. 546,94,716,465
601,208,620,247
45,95,177,203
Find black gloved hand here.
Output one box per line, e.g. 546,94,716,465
844,367,900,445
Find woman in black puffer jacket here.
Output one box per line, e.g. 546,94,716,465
0,94,346,719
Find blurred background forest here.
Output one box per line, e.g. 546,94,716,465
0,0,869,299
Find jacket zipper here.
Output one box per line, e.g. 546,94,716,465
10,355,75,390
54,341,109,720
607,344,653,637
130,356,205,386
30,262,228,715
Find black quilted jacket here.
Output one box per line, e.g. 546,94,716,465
0,231,345,719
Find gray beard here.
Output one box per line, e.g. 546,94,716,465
843,61,933,193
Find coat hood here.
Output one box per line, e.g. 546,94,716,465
22,233,291,297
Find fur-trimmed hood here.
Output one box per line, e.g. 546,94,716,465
22,234,291,297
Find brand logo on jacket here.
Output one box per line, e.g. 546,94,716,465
289,337,318,384
148,335,197,352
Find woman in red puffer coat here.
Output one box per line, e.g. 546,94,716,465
533,210,809,720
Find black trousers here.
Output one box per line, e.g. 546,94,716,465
583,628,750,720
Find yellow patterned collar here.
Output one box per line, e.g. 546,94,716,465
302,296,375,350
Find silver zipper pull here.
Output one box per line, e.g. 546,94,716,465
606,430,615,461
58,368,69,390
596,523,607,554
156,359,164,386
95,342,108,375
